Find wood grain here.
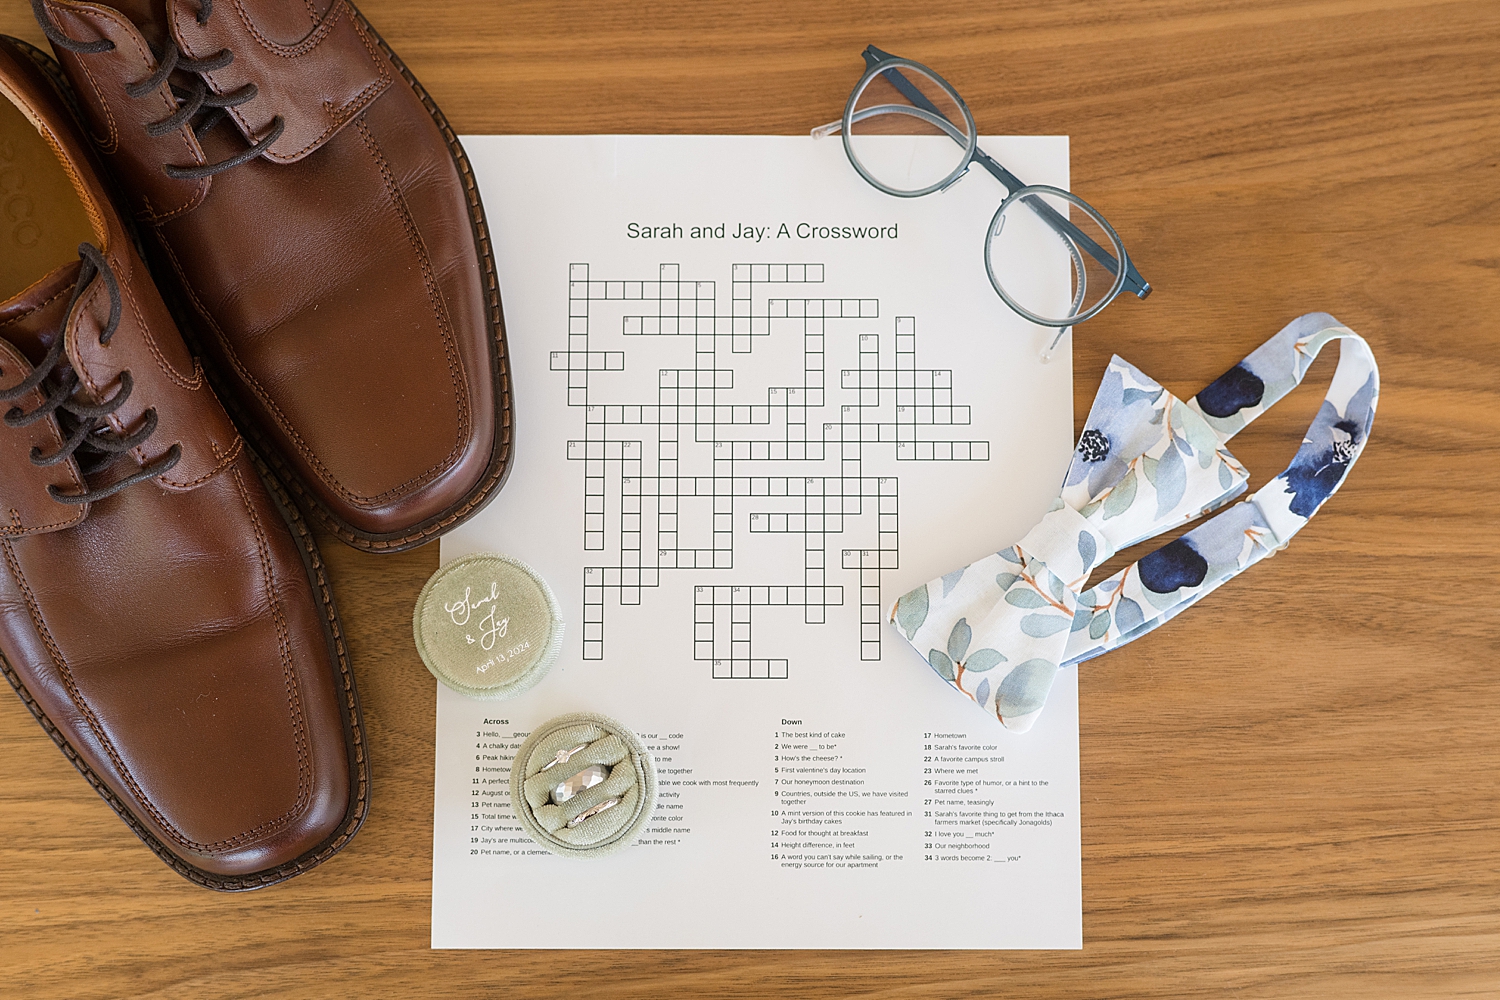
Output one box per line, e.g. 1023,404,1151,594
2,1,1497,996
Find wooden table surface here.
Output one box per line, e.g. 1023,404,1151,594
3,1,1497,996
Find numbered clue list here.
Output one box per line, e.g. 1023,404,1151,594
438,697,1080,947
771,722,1065,869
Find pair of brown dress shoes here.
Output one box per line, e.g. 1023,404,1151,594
1,0,512,889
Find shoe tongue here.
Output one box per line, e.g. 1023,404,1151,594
0,260,82,366
111,0,172,52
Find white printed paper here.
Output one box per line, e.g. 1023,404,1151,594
433,136,1081,948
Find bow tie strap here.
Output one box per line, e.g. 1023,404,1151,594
1189,311,1367,446
890,313,1379,731
1063,320,1379,665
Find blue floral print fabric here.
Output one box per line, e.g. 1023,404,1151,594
891,313,1380,732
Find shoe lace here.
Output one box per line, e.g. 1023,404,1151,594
31,0,284,180
0,243,181,506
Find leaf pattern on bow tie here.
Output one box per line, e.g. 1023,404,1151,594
892,584,928,640
890,316,1378,733
996,659,1058,721
1021,614,1071,638
1076,532,1096,571
1154,439,1187,517
964,649,1006,673
947,619,972,663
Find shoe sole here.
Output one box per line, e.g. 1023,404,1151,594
0,445,371,892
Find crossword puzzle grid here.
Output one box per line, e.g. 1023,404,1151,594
552,263,989,678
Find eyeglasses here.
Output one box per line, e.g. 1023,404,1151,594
813,45,1152,360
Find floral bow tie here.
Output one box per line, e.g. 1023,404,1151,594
891,313,1380,731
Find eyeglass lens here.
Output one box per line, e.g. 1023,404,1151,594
986,191,1127,328
846,65,973,195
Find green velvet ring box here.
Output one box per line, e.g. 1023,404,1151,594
413,553,564,699
510,712,657,858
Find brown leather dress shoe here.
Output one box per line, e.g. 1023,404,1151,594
0,35,367,889
31,0,513,553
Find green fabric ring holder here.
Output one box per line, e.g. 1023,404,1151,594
510,712,657,859
413,553,565,700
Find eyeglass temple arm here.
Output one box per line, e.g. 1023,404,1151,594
860,45,1152,300
815,105,968,143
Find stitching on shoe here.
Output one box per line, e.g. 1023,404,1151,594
1,531,310,853
227,448,313,827
43,3,119,154
0,501,82,537
289,11,512,550
2,538,215,851
67,276,242,491
0,454,368,889
112,253,205,391
228,0,349,58
60,3,209,220
0,285,72,330
115,7,510,550
0,350,88,534
178,0,391,163
151,226,466,507
72,262,204,392
149,434,241,489
9,79,109,242
0,502,84,538
354,115,470,476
